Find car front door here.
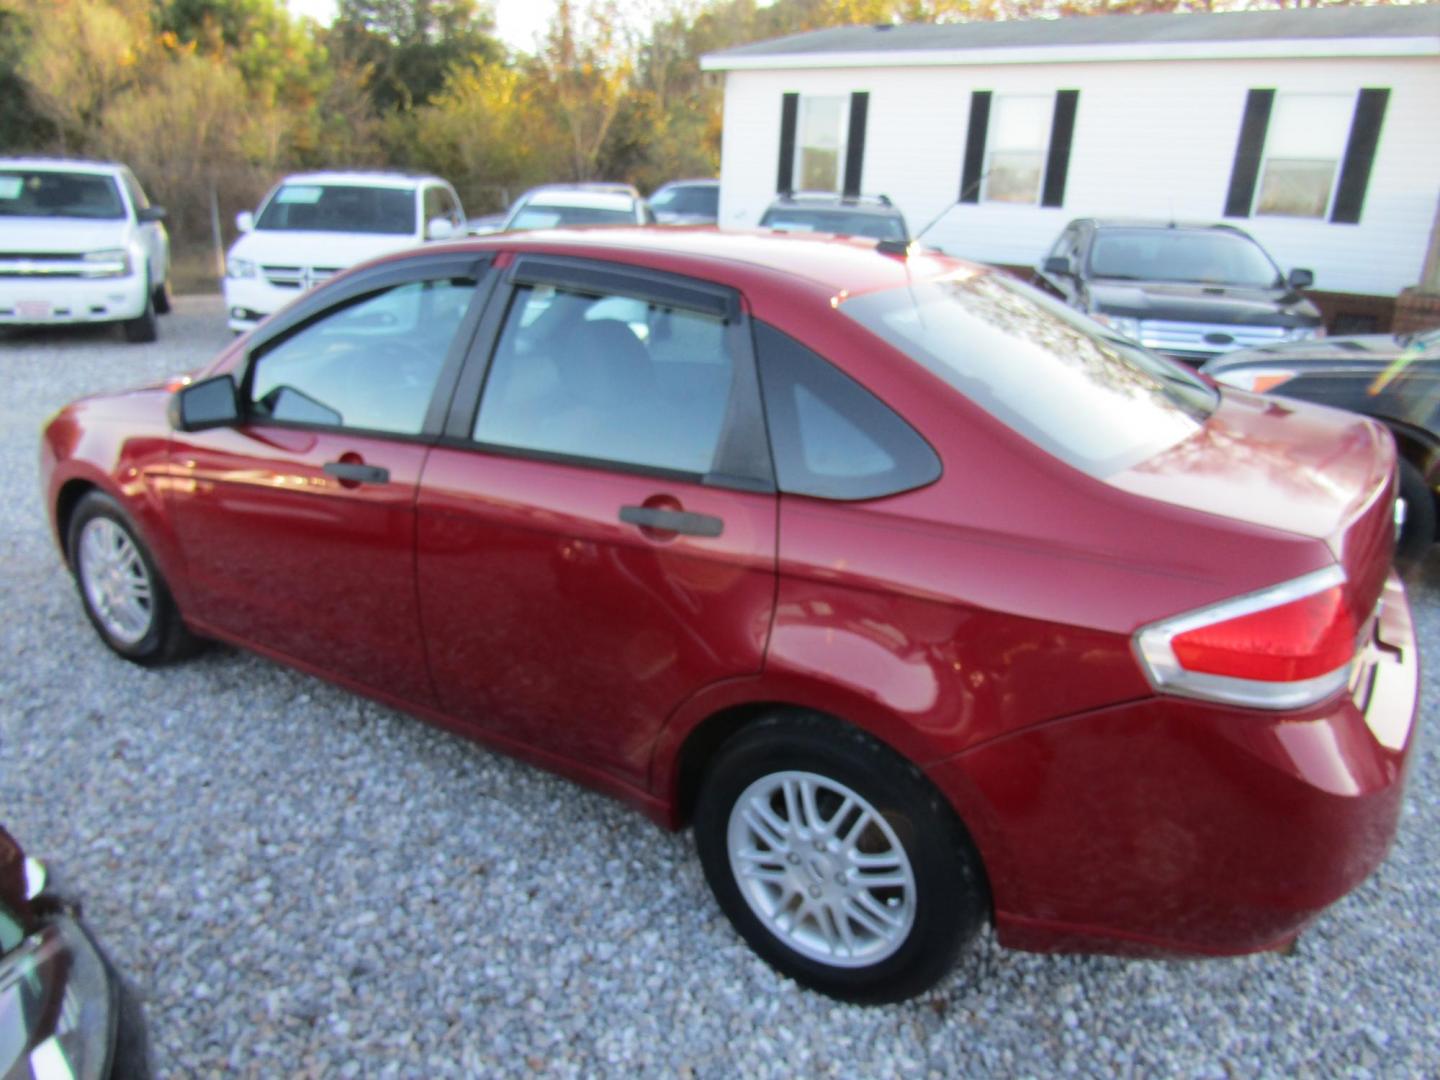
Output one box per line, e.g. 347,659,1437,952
167,256,491,703
414,255,778,787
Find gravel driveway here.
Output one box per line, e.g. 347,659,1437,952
3,295,1438,1078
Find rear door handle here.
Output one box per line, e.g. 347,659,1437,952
324,461,390,485
619,505,724,538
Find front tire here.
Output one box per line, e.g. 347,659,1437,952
121,284,158,343
694,713,988,1003
1395,457,1435,572
67,492,195,665
152,277,172,315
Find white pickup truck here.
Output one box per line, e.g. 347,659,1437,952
0,158,171,343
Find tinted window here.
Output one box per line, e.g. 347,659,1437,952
1087,229,1281,288
509,205,635,230
248,279,476,434
652,185,719,216
256,184,417,235
842,269,1216,477
758,207,905,242
475,285,735,475
0,171,124,220
754,322,939,500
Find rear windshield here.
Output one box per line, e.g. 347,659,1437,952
0,170,125,220
652,185,718,216
760,208,906,242
1088,229,1281,288
842,269,1218,477
256,184,417,234
508,205,635,230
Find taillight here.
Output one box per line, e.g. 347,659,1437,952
1135,566,1359,710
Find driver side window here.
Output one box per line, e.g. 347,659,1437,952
248,278,475,435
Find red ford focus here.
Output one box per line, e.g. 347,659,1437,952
40,230,1420,1002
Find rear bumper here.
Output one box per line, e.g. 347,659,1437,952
930,572,1420,957
0,275,148,325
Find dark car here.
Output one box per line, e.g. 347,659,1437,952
0,827,151,1078
1036,219,1324,364
758,192,908,242
1204,327,1440,566
42,230,1418,1003
649,179,719,225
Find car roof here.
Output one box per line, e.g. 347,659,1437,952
1079,218,1251,235
419,227,971,297
656,179,719,189
276,171,440,190
0,157,126,175
766,192,901,215
522,190,639,211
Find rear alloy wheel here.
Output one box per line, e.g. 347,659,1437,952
1395,458,1436,572
121,282,158,343
694,714,987,1003
68,492,195,665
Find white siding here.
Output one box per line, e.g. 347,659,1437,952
717,56,1440,297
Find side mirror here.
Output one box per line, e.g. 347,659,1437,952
1287,268,1314,290
168,374,240,433
137,206,167,223
1043,255,1074,277
426,216,457,240
236,211,255,234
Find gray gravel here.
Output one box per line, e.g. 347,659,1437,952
2,295,1438,1078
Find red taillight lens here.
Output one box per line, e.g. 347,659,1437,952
1170,585,1358,683
1135,566,1359,710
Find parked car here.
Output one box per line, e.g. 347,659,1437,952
1035,219,1324,364
465,211,507,236
649,179,720,225
41,231,1419,1003
758,192,908,242
1,826,152,1078
223,170,465,333
0,157,171,343
1203,326,1440,567
501,183,654,232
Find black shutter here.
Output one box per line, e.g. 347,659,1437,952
843,92,869,198
1331,88,1389,225
1224,89,1274,218
777,93,799,194
959,91,991,204
1041,90,1079,208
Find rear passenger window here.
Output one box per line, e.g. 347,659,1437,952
754,322,940,500
474,285,736,476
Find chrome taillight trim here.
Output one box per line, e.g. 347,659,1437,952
1133,564,1353,711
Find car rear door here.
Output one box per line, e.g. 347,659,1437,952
414,254,778,788
167,254,493,703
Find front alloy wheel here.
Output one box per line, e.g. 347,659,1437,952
77,517,154,646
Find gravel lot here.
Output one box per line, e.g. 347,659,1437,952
2,295,1438,1078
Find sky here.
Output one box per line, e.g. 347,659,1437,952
282,0,554,54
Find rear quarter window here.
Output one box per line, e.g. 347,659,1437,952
754,322,940,500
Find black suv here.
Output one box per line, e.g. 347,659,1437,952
759,193,908,243
1035,219,1323,364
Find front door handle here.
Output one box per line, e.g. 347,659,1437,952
619,505,724,538
324,461,390,485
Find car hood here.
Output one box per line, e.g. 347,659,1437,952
0,216,130,254
227,229,420,268
1109,389,1394,594
1089,279,1321,327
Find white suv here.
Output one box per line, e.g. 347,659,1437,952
224,171,465,333
0,158,171,343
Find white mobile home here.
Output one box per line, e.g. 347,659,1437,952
701,7,1440,329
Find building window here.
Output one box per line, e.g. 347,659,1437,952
795,95,848,193
1254,95,1353,219
983,95,1053,204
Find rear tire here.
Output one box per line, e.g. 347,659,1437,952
67,491,197,665
694,713,988,1003
121,284,158,343
1395,458,1435,573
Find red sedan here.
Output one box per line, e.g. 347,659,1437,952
40,230,1420,1002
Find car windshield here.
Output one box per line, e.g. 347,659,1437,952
1087,229,1282,288
843,269,1218,477
0,170,125,220
255,184,417,235
760,208,905,242
652,185,718,215
508,205,635,230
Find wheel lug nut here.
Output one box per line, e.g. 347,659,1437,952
808,885,821,898
814,841,825,852
787,853,800,865
835,871,847,884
